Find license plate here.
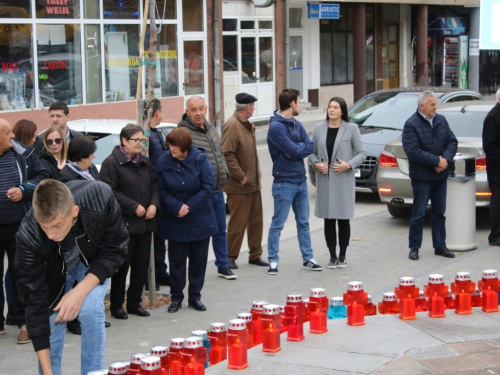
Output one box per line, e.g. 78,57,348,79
355,169,361,178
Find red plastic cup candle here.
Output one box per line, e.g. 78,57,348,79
165,338,184,375
227,319,249,370
478,269,500,313
309,288,328,334
150,347,168,375
279,306,288,333
472,287,482,308
365,294,377,316
261,304,282,353
109,362,128,375
128,353,148,374
378,292,399,315
424,274,448,318
343,281,368,326
451,272,475,315
415,290,429,312
208,323,227,365
140,356,162,375
395,276,419,320
250,300,269,345
237,313,256,349
181,336,207,375
303,299,310,322
87,371,107,375
284,293,305,342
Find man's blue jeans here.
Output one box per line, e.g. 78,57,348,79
409,178,447,249
38,262,109,375
267,181,314,263
212,190,229,269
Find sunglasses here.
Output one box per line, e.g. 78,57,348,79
47,138,63,146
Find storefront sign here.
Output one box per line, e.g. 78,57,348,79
308,3,340,19
469,39,480,56
43,0,71,16
43,60,68,70
2,62,18,72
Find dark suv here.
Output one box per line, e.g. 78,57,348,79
348,87,483,193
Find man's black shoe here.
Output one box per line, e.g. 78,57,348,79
435,247,455,258
105,321,111,328
409,248,419,260
228,260,238,269
248,258,269,267
127,306,150,317
168,301,182,313
218,267,237,280
67,318,82,335
188,300,207,311
111,308,128,320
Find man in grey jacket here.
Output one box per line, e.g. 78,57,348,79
178,96,236,280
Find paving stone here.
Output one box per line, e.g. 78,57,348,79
370,354,433,375
407,345,458,360
447,341,499,354
420,350,500,373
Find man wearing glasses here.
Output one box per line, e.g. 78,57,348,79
34,101,82,154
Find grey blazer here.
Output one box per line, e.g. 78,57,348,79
308,120,367,219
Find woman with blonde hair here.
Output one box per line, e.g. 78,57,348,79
38,127,68,178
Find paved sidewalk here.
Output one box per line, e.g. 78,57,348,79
1,203,498,374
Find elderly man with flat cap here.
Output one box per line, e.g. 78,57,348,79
221,93,268,269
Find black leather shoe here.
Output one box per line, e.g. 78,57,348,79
111,308,128,320
188,300,207,311
168,301,182,313
105,321,111,328
67,318,82,335
228,260,238,269
435,247,455,258
249,257,270,267
127,306,150,317
409,248,419,260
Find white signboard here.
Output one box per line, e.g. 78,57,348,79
469,39,480,56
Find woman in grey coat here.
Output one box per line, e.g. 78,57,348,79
309,97,367,268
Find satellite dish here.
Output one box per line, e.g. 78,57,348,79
251,0,276,7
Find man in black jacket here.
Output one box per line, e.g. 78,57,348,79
15,179,129,375
0,119,48,343
482,88,500,246
402,90,457,261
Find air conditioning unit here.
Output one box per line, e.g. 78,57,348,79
251,0,276,7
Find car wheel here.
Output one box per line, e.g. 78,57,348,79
387,204,412,218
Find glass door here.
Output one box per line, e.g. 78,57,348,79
289,36,303,96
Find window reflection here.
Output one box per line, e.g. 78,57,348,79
0,24,33,110
85,25,102,103
184,40,203,95
182,0,203,31
37,24,82,107
104,24,140,101
103,0,139,19
36,0,80,19
259,37,273,82
0,0,31,18
145,24,178,97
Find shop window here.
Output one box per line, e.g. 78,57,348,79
223,19,237,32
36,0,80,19
156,0,176,20
0,24,33,111
37,24,82,107
104,24,140,101
182,0,203,32
241,21,255,30
145,24,178,97
258,20,272,30
84,1,99,19
183,40,204,95
223,35,238,72
85,25,102,103
259,37,273,82
0,0,31,18
103,0,139,19
241,37,256,81
289,8,302,29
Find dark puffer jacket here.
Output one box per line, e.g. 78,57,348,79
482,103,500,184
178,114,228,192
149,127,167,167
402,109,458,181
100,146,160,234
15,180,129,352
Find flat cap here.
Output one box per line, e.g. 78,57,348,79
235,93,258,104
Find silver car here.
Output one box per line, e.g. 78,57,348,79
377,102,493,218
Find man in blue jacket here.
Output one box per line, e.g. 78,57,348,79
266,89,322,275
402,90,458,261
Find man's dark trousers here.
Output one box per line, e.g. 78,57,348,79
488,182,500,245
409,178,447,249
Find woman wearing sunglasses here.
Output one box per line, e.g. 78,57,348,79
38,127,68,178
100,124,160,320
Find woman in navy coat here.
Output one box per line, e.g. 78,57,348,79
156,128,217,313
